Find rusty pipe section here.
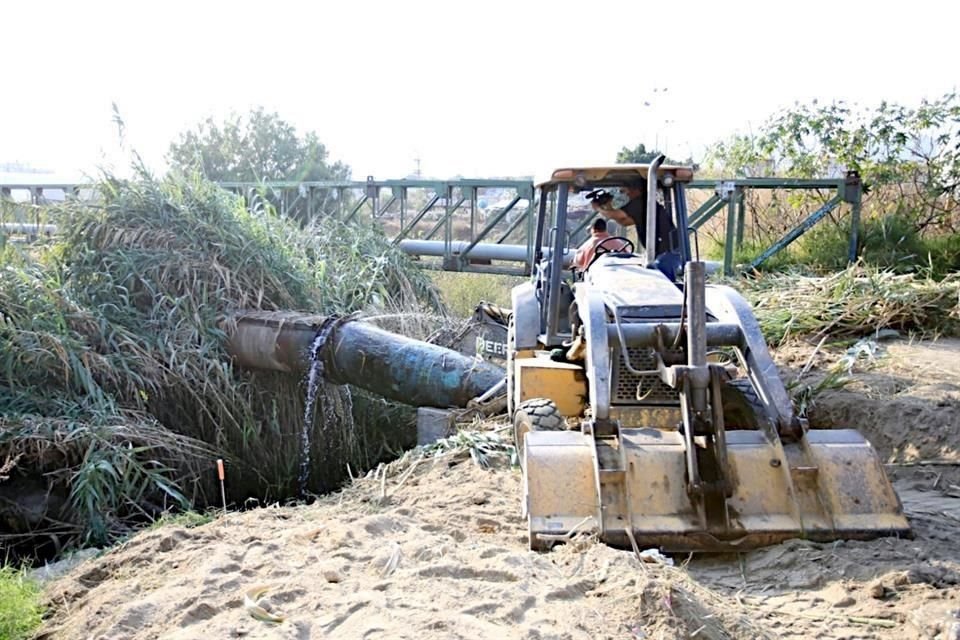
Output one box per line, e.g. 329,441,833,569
224,311,505,408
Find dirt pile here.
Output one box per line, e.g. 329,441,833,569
37,339,960,639
38,458,960,640
781,339,960,486
810,340,960,462
35,460,768,640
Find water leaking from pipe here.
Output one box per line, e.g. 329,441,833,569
298,316,354,498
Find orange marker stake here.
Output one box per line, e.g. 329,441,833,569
217,459,227,514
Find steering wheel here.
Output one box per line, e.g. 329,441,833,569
587,236,634,269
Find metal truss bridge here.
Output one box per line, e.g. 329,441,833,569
2,174,861,276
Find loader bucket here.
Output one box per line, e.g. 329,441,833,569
523,427,910,552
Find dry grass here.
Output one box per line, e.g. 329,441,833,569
733,265,960,345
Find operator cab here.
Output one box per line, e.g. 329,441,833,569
530,162,696,346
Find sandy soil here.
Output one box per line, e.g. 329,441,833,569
783,338,960,486
38,339,960,640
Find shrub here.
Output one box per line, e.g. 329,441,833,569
0,565,43,640
0,169,442,552
429,272,522,318
796,214,960,277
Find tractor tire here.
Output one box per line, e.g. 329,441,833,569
513,398,565,468
720,378,771,430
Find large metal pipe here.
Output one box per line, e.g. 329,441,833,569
224,311,505,408
397,239,574,266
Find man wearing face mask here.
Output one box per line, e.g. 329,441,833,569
591,179,676,257
591,179,680,280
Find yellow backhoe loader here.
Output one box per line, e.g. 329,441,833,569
508,156,910,552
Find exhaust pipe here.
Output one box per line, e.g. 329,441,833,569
645,154,666,267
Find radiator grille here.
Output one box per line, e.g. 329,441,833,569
611,347,679,405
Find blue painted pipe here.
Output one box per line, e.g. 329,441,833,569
226,312,505,408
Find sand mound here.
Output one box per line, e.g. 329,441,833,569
38,339,960,639
780,338,960,487
39,459,773,640
39,462,960,639
810,340,960,462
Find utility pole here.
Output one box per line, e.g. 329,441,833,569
414,156,422,178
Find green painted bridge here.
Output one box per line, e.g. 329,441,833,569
1,174,862,276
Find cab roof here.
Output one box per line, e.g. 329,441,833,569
535,164,695,188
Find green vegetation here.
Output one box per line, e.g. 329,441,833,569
702,211,960,278
704,237,798,273
168,108,349,183
616,142,683,166
0,565,43,640
698,93,960,275
430,272,523,318
0,169,440,551
167,108,351,222
148,510,216,530
796,214,960,278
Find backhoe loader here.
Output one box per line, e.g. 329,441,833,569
508,156,910,552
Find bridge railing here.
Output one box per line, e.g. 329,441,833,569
218,178,537,275
686,172,862,275
2,175,862,276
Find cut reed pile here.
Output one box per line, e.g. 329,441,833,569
0,170,443,553
735,266,960,345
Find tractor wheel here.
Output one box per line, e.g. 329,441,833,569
513,398,565,469
720,378,771,430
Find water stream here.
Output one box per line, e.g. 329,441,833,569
298,317,346,498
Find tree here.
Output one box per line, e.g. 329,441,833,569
168,108,351,222
697,94,960,274
168,108,350,183
703,93,960,232
616,143,681,165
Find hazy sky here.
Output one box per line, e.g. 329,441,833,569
2,0,957,181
